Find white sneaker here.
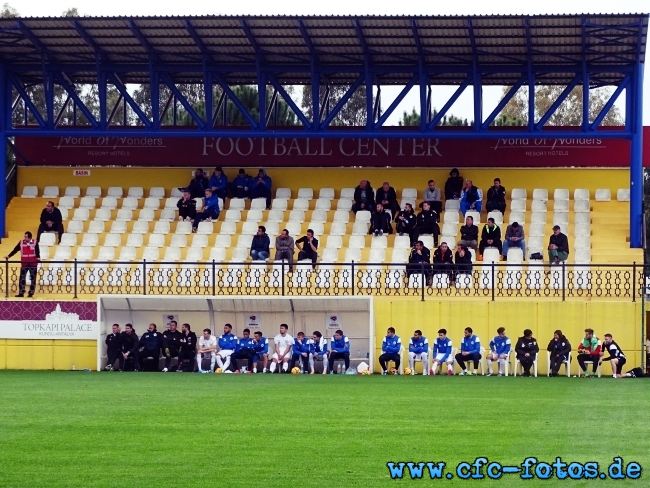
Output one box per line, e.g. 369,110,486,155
162,367,168,373
486,373,493,377
178,216,184,222
459,371,468,376
197,369,204,373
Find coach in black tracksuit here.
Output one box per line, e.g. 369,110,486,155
178,323,197,372
118,324,139,371
515,329,539,377
601,334,627,378
105,324,122,371
547,330,571,376
138,324,163,371
162,321,183,372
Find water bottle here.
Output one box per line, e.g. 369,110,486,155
366,352,370,359
357,349,361,358
71,364,76,371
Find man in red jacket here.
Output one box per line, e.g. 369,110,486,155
4,231,40,298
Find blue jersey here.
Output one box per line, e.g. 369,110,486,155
461,334,481,355
293,337,311,354
208,173,228,192
382,335,402,354
252,337,269,355
237,337,255,351
409,336,428,354
309,337,328,357
204,194,220,212
489,335,511,355
433,337,453,361
330,335,350,353
218,333,238,351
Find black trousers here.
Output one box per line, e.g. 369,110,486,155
549,354,569,374
19,266,37,295
178,207,197,220
107,349,121,369
118,352,139,371
612,357,626,374
230,349,255,371
379,352,401,371
577,353,600,373
138,349,160,371
291,353,310,372
178,349,195,372
396,221,414,235
486,201,506,214
412,223,439,246
163,346,180,369
455,352,482,370
479,239,503,255
328,352,350,373
297,251,317,268
517,353,536,374
37,223,64,243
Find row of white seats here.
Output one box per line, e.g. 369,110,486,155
506,200,591,212
23,186,178,199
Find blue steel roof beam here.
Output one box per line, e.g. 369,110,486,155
9,74,46,128
106,93,123,126
319,75,364,130
160,73,206,130
467,19,482,131
374,75,416,130
535,74,582,131
72,21,104,64
54,72,99,129
212,90,226,128
589,75,630,130
185,20,211,58
427,75,472,131
267,74,311,129
411,19,428,130
107,73,152,129
481,74,527,130
581,18,589,131
212,72,258,129
16,21,51,63
297,20,318,62
128,20,158,63
241,19,265,65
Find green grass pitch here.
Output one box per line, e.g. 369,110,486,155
0,371,648,487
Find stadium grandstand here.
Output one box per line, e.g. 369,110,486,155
0,13,647,376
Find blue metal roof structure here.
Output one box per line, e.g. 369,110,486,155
0,14,647,246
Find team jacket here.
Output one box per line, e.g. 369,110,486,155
105,333,121,354
218,333,238,351
546,336,571,358
409,336,428,354
139,330,162,351
162,329,183,350
460,334,481,355
433,337,453,361
293,338,311,354
119,331,139,354
330,335,350,354
489,336,511,355
578,337,602,356
601,340,625,361
237,337,255,351
179,332,197,353
309,337,328,357
515,337,539,357
252,337,269,355
382,335,402,354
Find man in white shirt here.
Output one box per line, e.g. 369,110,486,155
196,328,217,373
270,323,293,373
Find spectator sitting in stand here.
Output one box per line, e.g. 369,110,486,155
229,169,251,199
422,180,443,215
486,178,507,214
352,180,375,213
176,189,197,222
208,166,229,200
368,203,393,236
411,202,439,247
454,244,473,278
433,242,454,276
249,168,272,209
478,217,502,259
444,168,464,201
192,188,220,233
250,226,270,261
275,229,295,272
296,229,319,268
37,201,64,243
502,221,525,261
375,182,399,219
460,179,483,216
458,216,479,251
406,240,431,278
395,203,416,237
548,225,569,265
187,168,209,199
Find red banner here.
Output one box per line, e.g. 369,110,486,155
15,127,649,168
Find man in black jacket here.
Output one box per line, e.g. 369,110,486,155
548,225,570,264
486,178,507,213
375,182,399,219
406,241,431,277
368,204,393,236
352,180,374,213
187,168,209,199
433,242,454,276
250,226,271,261
37,201,64,243
104,324,122,371
458,216,479,251
479,218,502,257
515,329,539,377
412,202,439,246
296,229,319,267
547,330,571,376
444,168,464,201
600,333,627,378
138,323,163,372
396,203,416,237
176,189,197,221
118,324,139,371
178,323,197,372
162,321,183,372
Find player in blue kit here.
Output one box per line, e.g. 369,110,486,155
379,327,402,375
216,323,238,372
251,331,269,373
486,327,511,376
431,329,454,375
407,329,429,375
455,327,482,375
292,332,311,373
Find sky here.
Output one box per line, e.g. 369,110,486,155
9,0,650,125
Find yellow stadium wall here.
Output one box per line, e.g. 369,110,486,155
373,300,643,376
18,166,629,197
2,340,96,370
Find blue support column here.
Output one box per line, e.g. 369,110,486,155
629,64,644,248
98,70,107,129
150,70,159,130
0,64,6,239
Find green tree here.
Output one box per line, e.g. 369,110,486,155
1,2,18,17
301,84,367,126
61,7,81,16
398,107,469,127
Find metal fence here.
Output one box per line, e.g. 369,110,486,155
5,260,647,301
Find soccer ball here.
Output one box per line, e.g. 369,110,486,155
404,368,412,375
214,368,222,374
389,367,397,375
291,367,301,375
361,369,371,375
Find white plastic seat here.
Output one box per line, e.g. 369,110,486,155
306,222,324,237
440,236,456,250
91,208,110,222
186,247,204,261
333,210,350,223
514,355,538,377
314,199,332,211
391,248,409,263
329,222,347,236
141,246,160,262
617,189,630,201
293,199,310,211
344,247,361,262
197,221,213,235
191,234,208,248
575,213,590,225
71,208,89,221
107,187,123,198
371,235,388,249
574,236,590,250
104,234,122,247
231,247,249,262
250,198,267,210
336,199,353,211
444,200,460,211
443,211,459,224
527,237,544,255
163,247,181,262
160,208,176,222
321,248,339,262
288,210,305,223
143,197,160,210
209,247,227,262
65,186,81,197
575,249,591,263
271,198,288,210
355,210,371,223
147,234,165,247
506,248,524,263
58,196,75,210
325,235,343,249
238,231,255,247
573,189,590,201
170,234,188,248
552,200,569,212
574,200,590,212
276,188,291,199
121,197,138,210
402,188,418,199
149,187,165,198
66,221,84,234
79,196,96,209
60,233,77,247
531,200,547,212
229,198,246,211
420,236,434,249
132,221,150,234
171,188,183,198
164,197,178,209
574,223,590,237
510,200,526,212
348,235,366,249
465,210,480,224
21,186,38,198
43,186,59,198
53,246,71,260
128,187,144,198
174,221,192,235
546,351,572,377
340,188,355,199
486,211,503,225
297,188,313,199
97,246,115,261
528,223,545,237
554,189,569,201
150,221,169,235
553,213,569,228
394,235,411,249
319,188,335,199
114,209,132,222
118,246,136,261
137,209,154,222
267,209,285,223
310,210,328,224
76,246,94,261
532,189,548,201
39,233,56,247
441,223,457,236
246,209,263,223
511,188,527,200
368,248,386,262
509,211,525,224
530,212,547,224
594,189,611,201
87,221,105,234
351,222,368,236
285,222,302,236
220,222,237,235
215,235,232,248
224,210,241,222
